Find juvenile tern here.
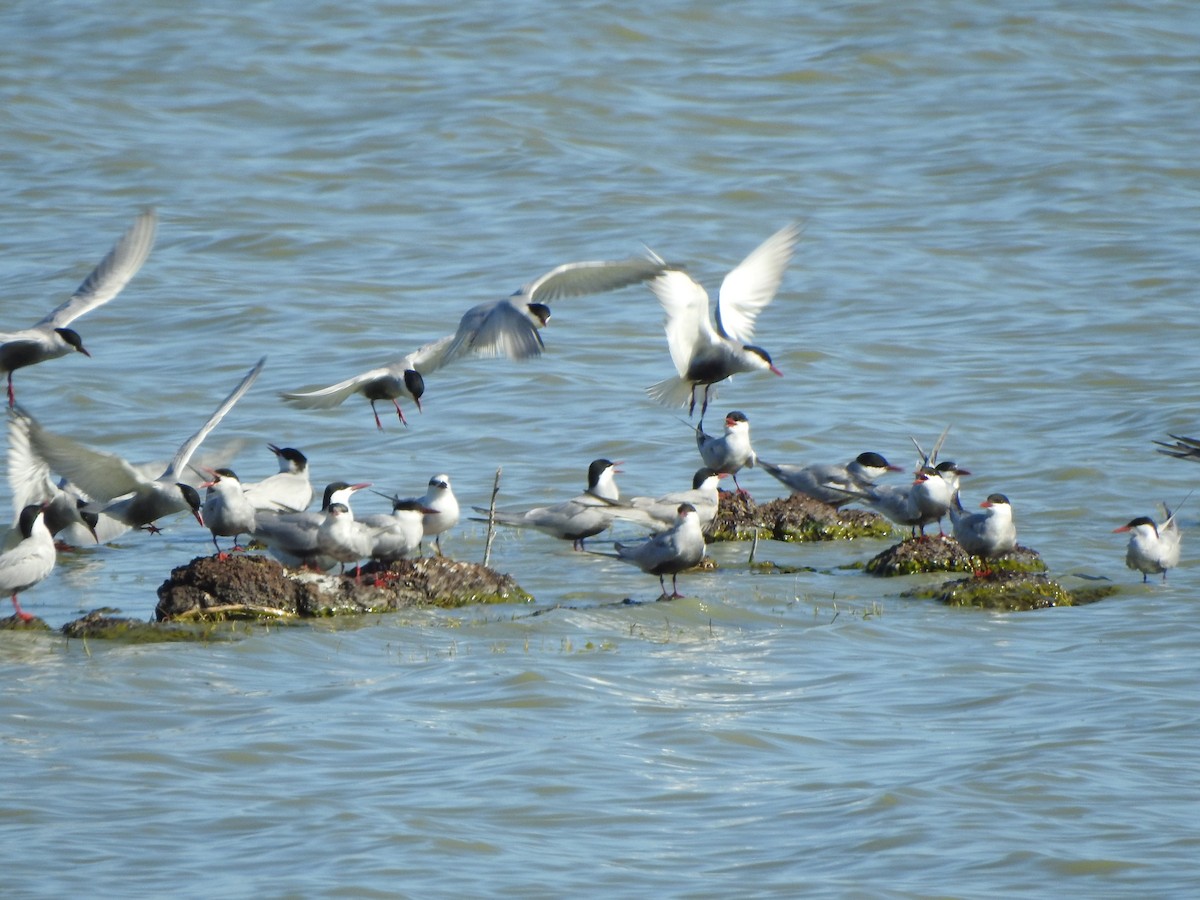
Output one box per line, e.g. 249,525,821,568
383,473,459,556
758,451,902,507
317,501,374,577
0,505,56,621
473,458,621,550
359,498,430,564
645,222,798,419
280,334,455,430
443,258,668,362
609,502,707,600
1114,504,1181,583
22,357,264,532
0,209,156,406
199,468,257,557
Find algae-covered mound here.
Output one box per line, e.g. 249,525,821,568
155,553,532,622
906,570,1118,611
707,490,894,542
865,534,975,575
866,536,1048,578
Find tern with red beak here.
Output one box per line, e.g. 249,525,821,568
645,222,798,421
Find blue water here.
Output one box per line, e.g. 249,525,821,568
3,1,1200,896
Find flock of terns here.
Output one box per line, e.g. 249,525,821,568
0,211,1193,620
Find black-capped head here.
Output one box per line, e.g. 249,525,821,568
936,461,970,476
587,458,615,488
17,504,44,539
77,504,101,543
177,483,204,527
269,444,308,472
1117,516,1158,535
856,451,900,471
403,369,426,412
983,493,1010,507
725,411,748,424
212,468,239,481
55,327,90,357
743,344,780,375
321,481,357,509
692,467,719,489
527,302,552,327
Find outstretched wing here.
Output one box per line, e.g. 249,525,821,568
40,209,158,328
21,410,147,503
650,269,718,377
164,356,265,478
714,221,800,343
523,257,667,302
280,367,391,409
444,299,543,361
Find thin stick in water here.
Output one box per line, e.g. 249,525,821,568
482,466,502,568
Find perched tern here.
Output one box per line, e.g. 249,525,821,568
473,458,621,550
0,505,56,621
199,468,257,557
359,498,430,564
645,222,798,419
950,491,1016,563
758,451,902,507
317,501,373,577
242,444,314,513
252,481,369,569
0,209,156,407
22,357,264,532
383,473,459,556
609,502,707,600
913,461,971,536
1114,504,1181,583
696,410,757,494
443,257,668,362
833,472,929,532
605,467,724,533
280,334,455,430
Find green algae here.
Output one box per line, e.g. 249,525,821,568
904,572,1120,611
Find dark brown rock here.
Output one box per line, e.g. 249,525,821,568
155,553,532,622
155,554,323,621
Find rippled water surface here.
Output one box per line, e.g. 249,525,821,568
3,1,1200,896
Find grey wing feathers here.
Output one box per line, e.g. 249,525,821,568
41,209,158,327
524,257,667,302
163,356,265,478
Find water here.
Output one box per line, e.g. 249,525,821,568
2,0,1200,895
